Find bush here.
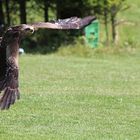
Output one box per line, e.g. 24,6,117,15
21,29,83,54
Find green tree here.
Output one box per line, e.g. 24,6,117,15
5,0,10,25
0,0,5,35
108,0,127,44
18,0,27,23
56,0,89,19
86,0,127,44
44,0,50,21
0,0,5,25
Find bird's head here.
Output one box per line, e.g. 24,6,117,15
8,24,34,35
20,24,35,34
2,24,34,45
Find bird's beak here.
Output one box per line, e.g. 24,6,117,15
27,26,34,33
23,25,35,34
29,26,34,33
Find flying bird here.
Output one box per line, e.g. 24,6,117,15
0,16,96,110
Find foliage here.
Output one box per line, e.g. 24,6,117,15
21,29,82,54
58,37,93,57
57,39,138,57
0,0,139,52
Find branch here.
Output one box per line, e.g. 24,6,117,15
115,19,135,26
120,5,130,12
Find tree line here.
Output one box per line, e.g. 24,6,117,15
0,0,127,45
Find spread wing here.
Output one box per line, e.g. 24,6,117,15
0,38,6,81
0,15,96,110
0,38,20,110
0,59,20,110
31,16,96,30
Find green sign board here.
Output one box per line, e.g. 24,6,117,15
85,20,99,48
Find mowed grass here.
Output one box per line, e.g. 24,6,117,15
0,53,140,140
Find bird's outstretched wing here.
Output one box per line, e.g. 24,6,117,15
0,37,20,110
31,16,96,30
0,15,96,110
0,57,20,110
0,38,6,81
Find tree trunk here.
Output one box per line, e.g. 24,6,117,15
110,5,117,44
104,13,109,46
0,0,5,35
56,0,61,19
5,0,10,25
44,0,49,22
111,14,117,44
0,0,5,25
115,25,119,45
104,0,109,46
19,0,27,24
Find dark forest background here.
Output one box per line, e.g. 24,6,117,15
0,0,138,54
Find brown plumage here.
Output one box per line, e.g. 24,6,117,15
0,16,96,110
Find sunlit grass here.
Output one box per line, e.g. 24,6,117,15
0,0,140,139
0,53,139,140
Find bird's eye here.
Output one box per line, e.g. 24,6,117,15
25,28,31,31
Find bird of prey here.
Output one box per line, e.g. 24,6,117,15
0,16,96,110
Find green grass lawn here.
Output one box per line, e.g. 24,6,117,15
0,53,140,140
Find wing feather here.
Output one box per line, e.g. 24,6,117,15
0,15,96,110
31,16,96,30
0,56,20,110
0,38,7,81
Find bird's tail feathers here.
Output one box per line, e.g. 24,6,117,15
0,87,20,110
